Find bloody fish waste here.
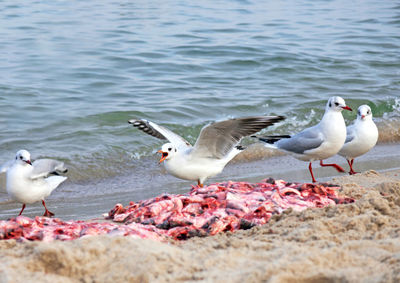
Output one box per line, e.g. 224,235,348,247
0,178,354,242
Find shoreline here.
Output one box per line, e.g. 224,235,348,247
0,142,399,221
0,168,399,281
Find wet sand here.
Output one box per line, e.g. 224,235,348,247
1,142,400,220
1,160,400,281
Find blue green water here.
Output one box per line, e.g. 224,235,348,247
0,0,399,219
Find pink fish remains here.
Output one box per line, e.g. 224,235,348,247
0,179,354,242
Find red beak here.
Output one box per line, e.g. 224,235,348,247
157,150,168,163
361,115,365,119
26,160,32,165
342,106,352,111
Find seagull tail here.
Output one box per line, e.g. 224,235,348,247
235,145,246,151
251,135,291,144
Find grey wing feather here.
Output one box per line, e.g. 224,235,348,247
192,116,285,159
31,159,68,179
0,160,14,173
276,126,324,154
344,125,356,144
128,119,192,149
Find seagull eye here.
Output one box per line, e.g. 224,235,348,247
334,102,339,106
19,156,23,160
168,147,172,151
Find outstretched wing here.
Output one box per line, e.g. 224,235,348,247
30,159,68,179
0,160,14,174
192,116,285,159
128,119,192,149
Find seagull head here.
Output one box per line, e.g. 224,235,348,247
327,96,352,112
15,150,32,165
158,143,176,163
357,105,373,121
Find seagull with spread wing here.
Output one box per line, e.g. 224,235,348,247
0,150,68,217
128,116,285,187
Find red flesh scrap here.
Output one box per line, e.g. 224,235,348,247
0,179,353,242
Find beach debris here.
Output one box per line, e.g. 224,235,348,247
0,216,167,242
0,179,354,242
106,179,354,239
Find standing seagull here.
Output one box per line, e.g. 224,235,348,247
128,116,285,187
0,150,68,217
253,96,352,183
338,105,378,175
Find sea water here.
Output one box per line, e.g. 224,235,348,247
0,0,399,219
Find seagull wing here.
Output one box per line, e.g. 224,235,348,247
30,159,68,179
128,119,192,149
276,126,324,154
192,116,285,159
344,125,356,144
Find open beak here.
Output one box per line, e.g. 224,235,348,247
25,160,32,165
361,115,365,119
342,105,352,111
157,150,168,163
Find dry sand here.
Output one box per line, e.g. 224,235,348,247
1,170,400,283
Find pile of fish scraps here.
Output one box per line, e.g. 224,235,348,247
0,178,354,242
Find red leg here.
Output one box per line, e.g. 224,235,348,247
319,160,345,173
18,204,26,216
348,159,358,175
197,180,204,188
42,200,55,217
309,162,317,183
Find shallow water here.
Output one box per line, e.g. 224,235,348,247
0,0,399,219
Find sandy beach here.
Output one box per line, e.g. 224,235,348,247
1,165,399,282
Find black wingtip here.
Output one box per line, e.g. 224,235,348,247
253,135,291,144
235,145,246,151
128,119,140,126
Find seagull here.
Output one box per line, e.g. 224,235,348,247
0,150,68,217
253,96,352,183
128,116,285,187
338,105,378,175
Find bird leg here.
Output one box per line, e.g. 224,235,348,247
197,180,204,188
319,160,345,173
347,159,358,175
42,200,55,217
18,204,26,216
308,162,317,183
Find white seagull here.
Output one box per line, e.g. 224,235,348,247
338,105,378,175
253,96,352,183
0,150,68,217
129,116,285,187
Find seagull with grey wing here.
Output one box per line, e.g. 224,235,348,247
253,96,352,183
129,116,285,187
338,105,378,175
0,150,68,217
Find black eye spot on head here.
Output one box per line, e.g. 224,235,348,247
168,147,172,151
334,102,339,106
19,156,23,160
329,102,332,107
